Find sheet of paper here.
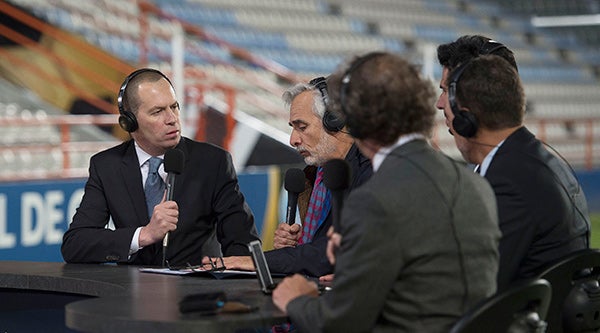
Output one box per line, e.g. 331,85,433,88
139,267,256,279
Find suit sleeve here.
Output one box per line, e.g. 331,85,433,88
61,157,135,263
264,231,332,277
214,151,260,256
492,166,580,290
287,188,402,332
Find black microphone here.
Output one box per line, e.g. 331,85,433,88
162,148,185,267
284,168,305,225
164,148,185,201
323,159,351,233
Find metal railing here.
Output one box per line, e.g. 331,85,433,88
1,114,598,183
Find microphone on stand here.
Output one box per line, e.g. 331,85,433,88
284,168,305,225
323,159,351,233
162,148,185,267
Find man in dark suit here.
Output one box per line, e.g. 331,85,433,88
436,36,591,290
272,52,501,332
219,77,372,277
61,69,259,266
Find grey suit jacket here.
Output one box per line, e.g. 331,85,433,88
287,140,501,333
61,137,260,266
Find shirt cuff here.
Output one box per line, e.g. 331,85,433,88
129,227,143,255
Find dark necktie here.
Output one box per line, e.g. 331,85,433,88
145,157,165,219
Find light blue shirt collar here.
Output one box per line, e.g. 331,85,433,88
477,139,505,176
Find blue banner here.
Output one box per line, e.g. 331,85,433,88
0,171,277,262
0,179,85,261
1,169,598,262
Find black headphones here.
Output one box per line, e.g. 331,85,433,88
448,61,478,138
117,68,172,132
339,52,386,139
309,76,346,133
447,40,508,138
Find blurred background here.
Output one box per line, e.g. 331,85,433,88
0,0,599,261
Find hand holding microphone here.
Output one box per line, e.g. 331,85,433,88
271,168,305,249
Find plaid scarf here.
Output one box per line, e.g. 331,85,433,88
299,167,331,244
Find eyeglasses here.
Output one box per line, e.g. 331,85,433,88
166,257,226,272
204,257,226,272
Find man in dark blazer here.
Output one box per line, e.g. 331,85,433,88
219,77,372,277
272,52,501,332
436,37,591,290
61,69,259,266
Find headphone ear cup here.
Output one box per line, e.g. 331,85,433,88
452,110,478,138
447,61,478,138
118,111,138,132
322,109,346,132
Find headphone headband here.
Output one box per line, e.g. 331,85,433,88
448,61,478,138
117,68,171,132
310,76,346,133
480,40,507,56
309,76,329,106
339,52,385,118
338,52,386,138
448,61,472,117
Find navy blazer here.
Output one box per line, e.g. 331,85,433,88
61,137,260,266
486,127,590,290
264,144,372,277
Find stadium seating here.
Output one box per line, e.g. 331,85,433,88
1,0,599,176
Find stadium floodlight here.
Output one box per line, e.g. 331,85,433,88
531,14,600,28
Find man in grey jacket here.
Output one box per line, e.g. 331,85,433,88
272,52,501,333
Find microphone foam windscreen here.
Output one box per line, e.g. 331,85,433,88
164,148,185,174
323,159,351,191
284,168,305,193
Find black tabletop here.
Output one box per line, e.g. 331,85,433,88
0,261,288,332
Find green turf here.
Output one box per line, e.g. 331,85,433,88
590,213,600,249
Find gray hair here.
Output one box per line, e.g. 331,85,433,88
282,82,326,119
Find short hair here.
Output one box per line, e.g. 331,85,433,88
327,52,437,146
437,35,518,71
282,81,326,119
121,70,172,115
452,55,525,130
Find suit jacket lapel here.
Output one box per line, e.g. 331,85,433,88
120,141,149,225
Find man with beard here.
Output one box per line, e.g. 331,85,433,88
218,77,372,277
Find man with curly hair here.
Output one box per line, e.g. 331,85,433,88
271,52,501,333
